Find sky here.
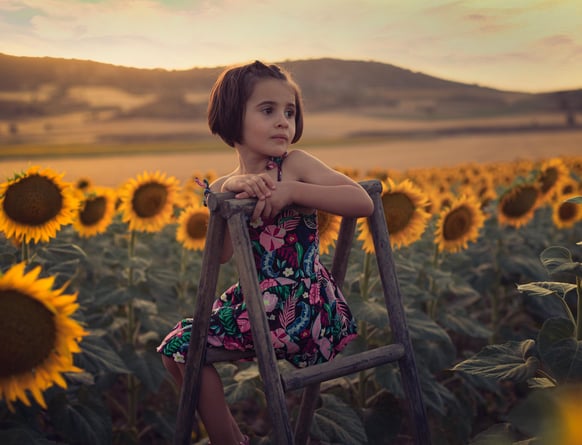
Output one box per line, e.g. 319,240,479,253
0,0,581,93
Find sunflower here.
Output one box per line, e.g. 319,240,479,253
72,187,117,238
432,190,456,215
558,177,580,197
0,166,79,243
74,177,92,191
317,210,341,255
358,179,430,251
548,386,582,445
176,204,210,251
434,194,485,253
118,171,180,232
497,182,540,228
551,194,581,229
536,157,570,203
0,262,87,410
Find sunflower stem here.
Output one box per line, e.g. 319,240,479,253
489,235,503,344
576,276,582,341
126,229,138,436
428,244,440,320
360,252,372,300
357,321,369,408
178,246,188,302
20,237,30,264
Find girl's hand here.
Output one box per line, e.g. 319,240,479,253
222,173,276,200
250,182,293,221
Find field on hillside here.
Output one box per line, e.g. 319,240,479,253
1,123,580,188
1,82,579,187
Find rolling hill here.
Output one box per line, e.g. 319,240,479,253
0,53,571,118
0,53,580,152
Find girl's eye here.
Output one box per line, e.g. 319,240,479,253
262,107,273,114
285,109,295,118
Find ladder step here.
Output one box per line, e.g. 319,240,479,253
281,344,405,392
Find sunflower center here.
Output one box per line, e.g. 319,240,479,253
187,213,209,239
539,168,558,194
443,206,471,241
132,183,168,218
558,202,576,222
383,192,414,235
2,175,63,226
501,186,538,218
80,196,106,226
76,178,91,190
0,291,56,377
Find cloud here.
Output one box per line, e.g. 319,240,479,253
0,0,580,91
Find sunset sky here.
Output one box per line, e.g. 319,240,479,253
1,0,581,93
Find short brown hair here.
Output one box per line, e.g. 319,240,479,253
208,61,304,147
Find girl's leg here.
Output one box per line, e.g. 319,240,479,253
162,356,245,444
198,365,246,444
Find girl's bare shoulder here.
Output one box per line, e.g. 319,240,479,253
210,168,239,192
285,149,337,182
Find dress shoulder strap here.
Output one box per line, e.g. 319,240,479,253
266,151,288,182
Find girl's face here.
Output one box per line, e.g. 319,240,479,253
240,78,296,159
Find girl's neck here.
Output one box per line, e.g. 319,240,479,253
236,150,280,175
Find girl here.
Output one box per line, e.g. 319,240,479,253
158,60,374,445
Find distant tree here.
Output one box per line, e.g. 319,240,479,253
556,92,577,127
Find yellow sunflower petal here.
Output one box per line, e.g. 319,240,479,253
176,204,210,251
0,166,79,243
497,182,541,228
0,262,87,411
118,171,180,232
317,210,341,255
358,178,430,251
434,194,486,253
536,157,570,203
72,186,117,238
551,193,582,229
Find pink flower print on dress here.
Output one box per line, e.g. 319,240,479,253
260,278,279,290
337,333,358,352
317,337,332,361
262,291,278,312
223,336,244,351
308,283,321,305
259,225,287,251
236,311,251,333
271,328,300,353
260,277,295,291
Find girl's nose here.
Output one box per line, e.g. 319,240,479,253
277,115,289,127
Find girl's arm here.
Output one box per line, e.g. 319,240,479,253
256,150,374,219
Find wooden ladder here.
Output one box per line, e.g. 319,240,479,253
173,179,431,445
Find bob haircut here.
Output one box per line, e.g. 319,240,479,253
208,60,304,147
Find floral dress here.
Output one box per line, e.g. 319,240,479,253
157,155,357,368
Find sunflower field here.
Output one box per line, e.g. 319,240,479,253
0,155,581,445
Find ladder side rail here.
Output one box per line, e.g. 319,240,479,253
225,204,294,444
366,183,432,445
174,205,227,445
295,187,362,444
